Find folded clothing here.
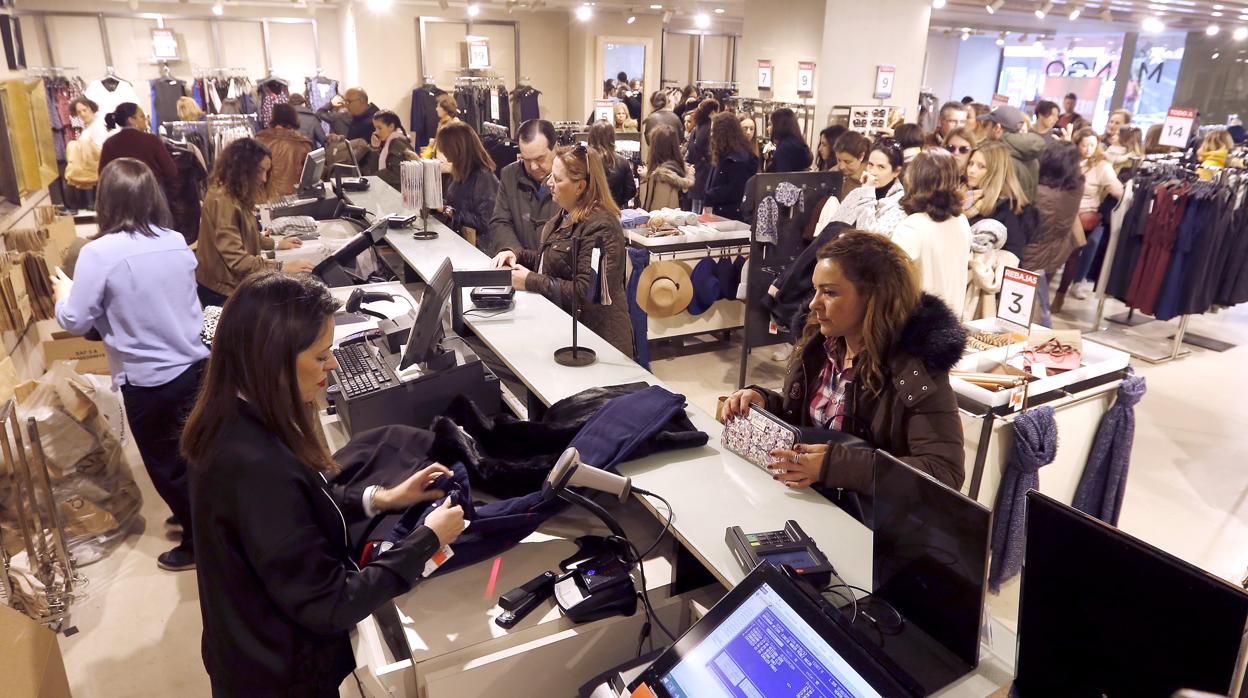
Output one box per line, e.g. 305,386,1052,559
270,215,318,236
620,208,651,229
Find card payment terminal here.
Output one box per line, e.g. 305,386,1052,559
726,520,835,590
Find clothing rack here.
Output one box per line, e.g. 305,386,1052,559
26,66,78,78
1086,155,1245,363
649,243,749,262
728,97,817,144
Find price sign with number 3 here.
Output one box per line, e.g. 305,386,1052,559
998,267,1040,330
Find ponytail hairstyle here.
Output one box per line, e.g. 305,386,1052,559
372,109,407,136
104,102,141,131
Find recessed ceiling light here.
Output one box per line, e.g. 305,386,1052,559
714,7,725,13
932,0,946,8
1214,11,1224,16
1212,51,1221,59
467,3,480,16
694,12,710,27
576,4,592,20
627,14,636,23
1069,4,1082,19
1236,26,1248,39
1142,15,1166,31
1214,3,1223,8
649,3,663,7
211,2,224,15
1208,23,1221,34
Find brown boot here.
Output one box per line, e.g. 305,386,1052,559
1051,291,1067,315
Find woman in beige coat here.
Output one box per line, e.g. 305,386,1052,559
637,125,694,210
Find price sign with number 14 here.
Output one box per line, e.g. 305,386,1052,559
1160,107,1195,149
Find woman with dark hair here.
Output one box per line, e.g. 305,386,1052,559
815,125,848,172
893,123,927,164
52,158,210,572
1053,127,1124,309
672,84,699,120
436,121,500,243
723,231,965,497
491,145,634,358
892,149,971,311
739,112,761,163
367,109,416,189
830,138,907,235
196,138,311,306
589,119,638,209
1024,141,1085,323
831,131,871,199
255,103,313,198
765,108,813,173
642,90,683,145
638,125,694,210
182,271,465,696
704,111,760,221
685,98,720,212
98,102,176,185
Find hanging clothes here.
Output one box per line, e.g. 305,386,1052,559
256,78,290,129
304,75,338,112
84,75,142,123
150,77,188,132
510,85,542,126
162,140,208,245
43,75,84,162
409,83,446,149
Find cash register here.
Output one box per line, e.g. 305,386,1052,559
271,148,365,221
326,258,501,434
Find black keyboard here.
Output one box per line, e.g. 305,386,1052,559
332,343,394,398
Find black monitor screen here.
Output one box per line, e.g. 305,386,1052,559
400,258,453,370
1015,491,1248,698
313,218,388,284
297,147,325,195
872,451,991,671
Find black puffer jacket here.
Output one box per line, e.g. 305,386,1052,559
447,167,501,238
753,294,967,495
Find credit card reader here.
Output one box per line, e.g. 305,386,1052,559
726,520,835,590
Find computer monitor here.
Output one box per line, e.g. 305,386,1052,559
313,217,389,286
629,562,923,698
399,258,454,370
1014,491,1248,698
868,450,991,691
296,147,326,196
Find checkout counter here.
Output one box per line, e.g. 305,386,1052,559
281,177,1018,698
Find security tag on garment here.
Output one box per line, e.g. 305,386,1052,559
768,320,779,334
1009,388,1025,411
422,544,454,578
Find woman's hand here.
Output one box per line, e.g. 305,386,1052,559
492,250,517,268
370,132,382,149
276,236,303,250
282,259,315,274
723,388,764,420
424,499,466,547
766,443,828,489
52,267,73,303
373,462,453,512
1060,123,1074,142
511,264,531,290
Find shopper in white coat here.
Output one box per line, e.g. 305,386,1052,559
891,149,972,314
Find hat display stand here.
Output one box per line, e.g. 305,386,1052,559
555,235,597,367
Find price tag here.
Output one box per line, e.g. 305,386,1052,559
757,60,773,91
1159,107,1195,148
797,61,815,97
489,88,500,121
467,36,490,70
998,267,1040,329
874,65,895,99
151,28,179,60
594,100,614,124
991,93,1010,107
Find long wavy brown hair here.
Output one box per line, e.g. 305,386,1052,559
557,144,620,222
210,137,273,209
709,111,754,165
789,231,920,394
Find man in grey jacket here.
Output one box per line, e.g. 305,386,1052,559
487,119,560,255
981,105,1048,201
287,94,327,148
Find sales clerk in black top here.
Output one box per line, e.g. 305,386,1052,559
722,232,965,500
181,271,465,697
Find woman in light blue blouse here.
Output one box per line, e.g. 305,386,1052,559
52,157,209,572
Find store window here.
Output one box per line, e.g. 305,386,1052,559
1121,33,1185,128
996,35,1123,132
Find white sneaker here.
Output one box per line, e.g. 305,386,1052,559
771,345,793,362
1071,280,1092,300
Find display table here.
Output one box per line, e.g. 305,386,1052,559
340,177,1018,698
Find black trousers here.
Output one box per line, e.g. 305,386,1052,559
197,284,229,308
121,360,206,550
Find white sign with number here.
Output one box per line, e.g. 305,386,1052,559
998,267,1040,329
758,60,773,91
1160,107,1195,149
594,100,614,124
797,61,815,96
874,65,895,99
467,36,490,69
151,28,179,60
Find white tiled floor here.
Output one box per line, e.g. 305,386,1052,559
50,291,1248,697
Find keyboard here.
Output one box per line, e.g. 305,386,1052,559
332,343,395,399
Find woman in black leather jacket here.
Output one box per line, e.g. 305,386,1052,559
438,121,501,241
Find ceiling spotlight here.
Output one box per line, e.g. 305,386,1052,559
1208,24,1221,35
1035,0,1053,18
933,0,947,9
1212,51,1221,59
1142,16,1165,31
626,14,636,23
649,3,662,8
695,12,710,27
1214,11,1224,16
962,30,971,40
467,3,480,16
1214,3,1224,8
986,0,1004,13
211,2,224,15
1236,26,1248,40
1069,4,1081,19
714,7,725,13
661,9,673,23
576,5,592,20
996,30,1008,45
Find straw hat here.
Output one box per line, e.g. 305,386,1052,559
636,260,694,317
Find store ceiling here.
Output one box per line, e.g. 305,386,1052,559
936,0,1240,32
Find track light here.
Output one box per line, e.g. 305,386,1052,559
1208,24,1221,35
1035,0,1053,18
576,4,592,21
962,30,970,40
695,12,710,28
933,0,947,9
996,30,1007,45
467,3,480,16
1142,16,1165,32
1235,26,1248,40
627,14,636,23
212,2,224,15
986,0,1004,13
1069,4,1081,19
367,0,393,10
1018,32,1029,43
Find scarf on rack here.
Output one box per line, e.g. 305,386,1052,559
378,130,403,172
1071,370,1146,526
989,405,1058,592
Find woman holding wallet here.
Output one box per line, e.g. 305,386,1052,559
722,231,966,496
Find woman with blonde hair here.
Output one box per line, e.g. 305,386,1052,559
1106,126,1144,174
964,140,1031,261
177,96,205,122
1197,129,1235,176
1054,127,1123,308
613,101,639,133
491,144,634,358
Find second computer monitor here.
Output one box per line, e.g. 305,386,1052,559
296,147,326,196
399,258,454,370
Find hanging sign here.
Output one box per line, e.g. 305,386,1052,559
991,93,1010,107
151,28,179,61
797,61,815,97
873,65,895,99
594,100,614,124
757,60,773,91
467,36,491,70
1159,107,1195,149
998,266,1040,329
848,106,892,135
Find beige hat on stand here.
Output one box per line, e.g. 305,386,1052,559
636,260,694,317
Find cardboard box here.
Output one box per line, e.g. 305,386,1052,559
36,319,108,375
0,604,73,698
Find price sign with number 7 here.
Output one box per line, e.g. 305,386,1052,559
998,266,1040,330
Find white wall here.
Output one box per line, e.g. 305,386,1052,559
949,37,1002,105
735,0,825,102
924,34,960,104
815,0,931,125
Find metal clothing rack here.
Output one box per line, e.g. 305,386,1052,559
646,242,750,262
25,66,79,78
728,97,817,145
